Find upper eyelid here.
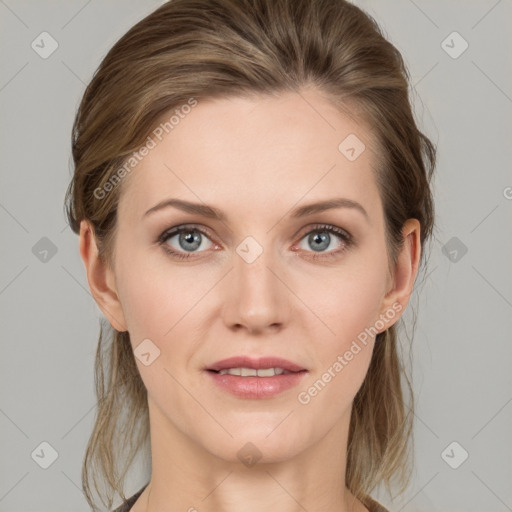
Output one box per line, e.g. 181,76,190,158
159,224,217,243
159,223,352,247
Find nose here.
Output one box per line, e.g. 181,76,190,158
222,244,290,335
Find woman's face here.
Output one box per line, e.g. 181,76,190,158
92,89,415,464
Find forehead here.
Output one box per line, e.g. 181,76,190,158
118,89,382,223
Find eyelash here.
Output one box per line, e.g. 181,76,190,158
157,223,354,261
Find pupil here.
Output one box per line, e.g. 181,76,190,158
310,232,329,252
180,231,201,250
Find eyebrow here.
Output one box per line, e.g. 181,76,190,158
143,197,369,222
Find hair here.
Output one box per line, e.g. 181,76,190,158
64,0,436,510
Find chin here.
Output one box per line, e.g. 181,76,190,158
200,424,311,466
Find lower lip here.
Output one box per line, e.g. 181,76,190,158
206,370,307,399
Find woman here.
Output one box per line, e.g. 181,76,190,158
64,0,436,511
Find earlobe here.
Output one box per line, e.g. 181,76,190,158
79,219,128,332
378,219,422,329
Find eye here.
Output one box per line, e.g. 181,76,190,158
157,223,354,261
157,225,216,260
294,224,354,260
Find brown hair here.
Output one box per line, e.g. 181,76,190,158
64,0,436,510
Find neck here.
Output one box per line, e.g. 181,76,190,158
136,399,365,512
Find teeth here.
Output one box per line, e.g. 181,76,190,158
256,367,279,377
218,367,286,377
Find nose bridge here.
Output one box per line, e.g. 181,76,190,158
224,234,288,332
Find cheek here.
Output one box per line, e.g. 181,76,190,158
295,273,381,419
296,257,387,400
115,245,197,339
309,260,388,345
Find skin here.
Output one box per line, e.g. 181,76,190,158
80,88,421,512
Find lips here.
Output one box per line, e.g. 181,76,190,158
205,356,308,399
206,356,306,373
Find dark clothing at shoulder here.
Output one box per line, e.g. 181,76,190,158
112,485,389,512
111,485,147,512
362,494,390,512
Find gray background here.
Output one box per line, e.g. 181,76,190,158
0,1,511,511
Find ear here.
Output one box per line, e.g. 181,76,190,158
377,218,422,330
79,219,128,332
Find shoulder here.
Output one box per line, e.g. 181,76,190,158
111,484,148,512
360,494,390,512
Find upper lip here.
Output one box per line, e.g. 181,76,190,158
206,356,306,373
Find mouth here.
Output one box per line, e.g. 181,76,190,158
208,367,296,377
205,356,308,399
206,355,307,373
